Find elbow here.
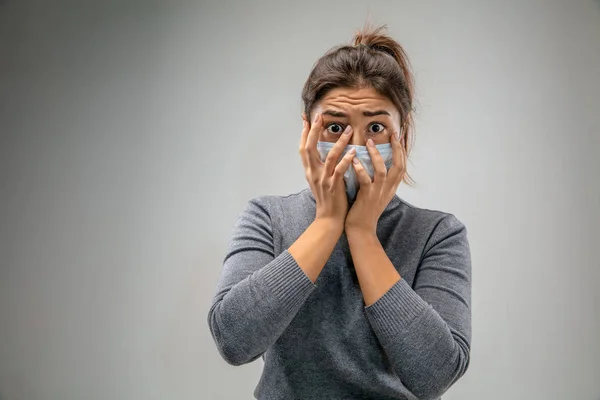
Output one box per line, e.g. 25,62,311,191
405,346,470,400
407,376,460,400
407,380,449,400
409,388,445,400
215,338,262,366
407,374,463,400
207,303,254,367
217,343,251,366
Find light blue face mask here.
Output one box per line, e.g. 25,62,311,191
316,141,394,202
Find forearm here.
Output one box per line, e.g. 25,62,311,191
289,217,344,283
347,229,468,399
208,251,316,365
364,286,470,399
346,229,401,306
209,217,343,365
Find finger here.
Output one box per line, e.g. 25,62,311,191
324,125,354,175
389,130,404,177
299,114,309,150
399,135,407,183
366,138,387,183
305,114,324,169
352,158,372,186
390,131,407,184
299,118,310,169
332,147,356,179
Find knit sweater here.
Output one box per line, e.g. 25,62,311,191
208,188,471,400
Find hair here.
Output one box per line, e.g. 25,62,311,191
301,24,416,185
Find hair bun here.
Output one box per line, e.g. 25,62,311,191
352,24,414,111
353,25,404,65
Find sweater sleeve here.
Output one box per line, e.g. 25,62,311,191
207,197,317,366
364,214,471,400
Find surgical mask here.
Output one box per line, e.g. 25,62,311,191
316,141,394,202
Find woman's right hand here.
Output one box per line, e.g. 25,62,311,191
299,113,356,226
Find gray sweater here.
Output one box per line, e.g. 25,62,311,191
208,188,471,400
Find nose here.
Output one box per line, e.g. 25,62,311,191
349,128,365,146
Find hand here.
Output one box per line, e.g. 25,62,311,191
345,131,406,235
299,113,356,226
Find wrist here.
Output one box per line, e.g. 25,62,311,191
313,217,345,235
345,225,377,239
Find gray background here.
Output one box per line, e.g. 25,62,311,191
1,1,599,399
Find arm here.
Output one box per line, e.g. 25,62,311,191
207,198,343,366
347,215,471,400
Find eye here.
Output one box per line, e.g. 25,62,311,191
368,123,386,134
326,123,345,135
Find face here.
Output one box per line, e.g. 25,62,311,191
310,87,401,146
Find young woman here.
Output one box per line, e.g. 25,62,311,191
208,25,472,400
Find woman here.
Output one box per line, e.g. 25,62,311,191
208,25,471,400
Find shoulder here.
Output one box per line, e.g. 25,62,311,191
393,196,466,231
389,198,470,268
389,196,469,255
241,188,313,221
246,188,309,210
249,188,309,206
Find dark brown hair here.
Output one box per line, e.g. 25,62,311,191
301,25,416,185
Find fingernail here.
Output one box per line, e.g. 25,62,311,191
344,126,352,135
367,138,374,147
313,114,320,124
348,147,356,154
395,131,400,141
353,158,359,164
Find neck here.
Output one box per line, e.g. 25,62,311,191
305,188,401,212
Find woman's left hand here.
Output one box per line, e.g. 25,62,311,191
345,130,406,235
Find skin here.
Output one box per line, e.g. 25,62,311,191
312,86,402,146
291,86,408,306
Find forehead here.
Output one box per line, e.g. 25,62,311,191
317,87,398,113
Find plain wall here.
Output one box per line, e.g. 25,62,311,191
1,1,599,399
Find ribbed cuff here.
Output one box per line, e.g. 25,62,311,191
365,278,430,337
259,250,316,315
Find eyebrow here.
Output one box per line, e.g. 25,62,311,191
322,109,391,117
